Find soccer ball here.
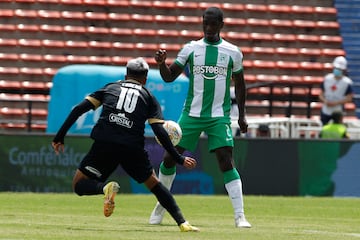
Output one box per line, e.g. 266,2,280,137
155,120,182,146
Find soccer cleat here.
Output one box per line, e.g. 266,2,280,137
179,221,200,232
149,202,166,224
103,181,120,217
235,215,252,228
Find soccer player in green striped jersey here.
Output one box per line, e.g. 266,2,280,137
149,7,251,228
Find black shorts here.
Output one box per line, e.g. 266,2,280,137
79,141,153,184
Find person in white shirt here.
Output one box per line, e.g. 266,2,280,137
319,56,353,125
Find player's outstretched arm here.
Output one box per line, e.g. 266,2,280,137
52,99,94,154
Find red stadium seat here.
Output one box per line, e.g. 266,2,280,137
43,54,67,63
0,53,19,61
0,9,14,18
177,15,202,24
256,74,280,82
83,0,107,5
267,4,291,13
41,39,65,48
14,9,38,18
112,42,135,50
176,1,199,10
221,3,244,11
88,56,112,64
40,24,64,33
0,80,21,90
37,10,61,19
0,38,17,47
84,11,108,21
316,21,339,29
21,81,49,91
131,14,154,22
321,48,346,56
299,62,325,70
65,40,88,49
61,11,85,20
107,13,131,21
152,1,176,9
87,26,110,35
314,7,337,15
66,55,90,63
319,35,342,43
154,15,177,24
299,48,322,56
245,4,267,12
130,0,152,8
250,33,273,41
19,53,42,62
296,34,320,42
18,39,42,48
253,60,276,68
293,20,316,28
291,5,314,14
133,28,157,37
198,2,222,9
106,0,129,7
273,33,296,42
275,47,299,56
224,18,246,27
276,61,299,69
270,19,293,28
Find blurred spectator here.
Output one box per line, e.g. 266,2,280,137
256,124,271,137
318,56,353,125
319,111,349,139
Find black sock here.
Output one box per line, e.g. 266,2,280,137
150,182,185,226
74,179,105,196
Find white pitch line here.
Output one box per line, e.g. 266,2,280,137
304,230,360,238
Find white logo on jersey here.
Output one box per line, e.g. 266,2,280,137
193,65,227,80
109,113,133,128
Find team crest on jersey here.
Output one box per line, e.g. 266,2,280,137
218,53,227,63
109,113,133,128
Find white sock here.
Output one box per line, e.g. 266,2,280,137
159,171,176,190
225,179,244,219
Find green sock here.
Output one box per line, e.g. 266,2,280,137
223,168,240,184
160,162,176,175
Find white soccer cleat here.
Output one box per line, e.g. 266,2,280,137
149,202,166,224
235,215,252,228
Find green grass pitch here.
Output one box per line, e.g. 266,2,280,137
0,193,359,240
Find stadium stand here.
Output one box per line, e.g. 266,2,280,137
0,0,358,135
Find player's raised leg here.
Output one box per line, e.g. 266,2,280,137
149,162,176,224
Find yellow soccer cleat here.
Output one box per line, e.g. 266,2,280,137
179,221,200,232
103,181,120,217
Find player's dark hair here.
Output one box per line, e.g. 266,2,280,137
203,7,223,22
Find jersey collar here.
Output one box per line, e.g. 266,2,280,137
203,37,222,45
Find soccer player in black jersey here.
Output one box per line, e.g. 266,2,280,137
52,57,199,232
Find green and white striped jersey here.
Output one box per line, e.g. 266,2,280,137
175,37,243,118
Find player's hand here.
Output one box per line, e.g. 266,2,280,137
238,117,248,134
155,49,167,65
182,156,197,169
52,142,64,155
